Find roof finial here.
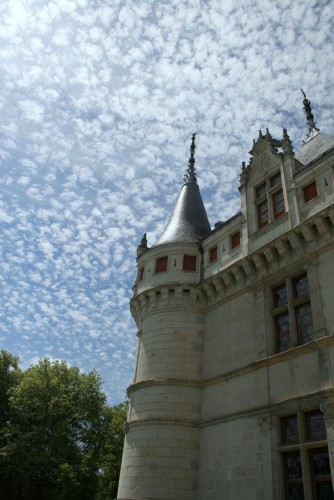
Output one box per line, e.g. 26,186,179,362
301,88,319,134
183,133,197,184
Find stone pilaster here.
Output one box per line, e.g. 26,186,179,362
320,401,334,485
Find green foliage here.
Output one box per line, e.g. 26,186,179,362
0,351,127,500
0,350,21,426
97,402,128,499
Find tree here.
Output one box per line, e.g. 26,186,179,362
0,350,22,499
96,402,128,499
0,355,127,500
0,350,21,426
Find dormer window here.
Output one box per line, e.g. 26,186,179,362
255,172,285,229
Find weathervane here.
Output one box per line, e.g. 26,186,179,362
301,88,319,134
183,133,197,184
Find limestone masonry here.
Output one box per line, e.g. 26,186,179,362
117,94,334,500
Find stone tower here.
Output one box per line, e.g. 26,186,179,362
117,134,210,500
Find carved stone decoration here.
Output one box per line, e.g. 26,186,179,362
137,233,148,258
320,401,334,421
282,128,295,157
252,153,270,182
239,161,251,190
257,416,272,431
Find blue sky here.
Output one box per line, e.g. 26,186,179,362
0,0,333,404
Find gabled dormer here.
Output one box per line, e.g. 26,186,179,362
239,91,334,254
239,128,293,252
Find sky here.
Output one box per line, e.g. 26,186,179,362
0,0,333,404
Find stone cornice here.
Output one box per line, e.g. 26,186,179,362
201,335,334,390
125,417,200,430
199,206,334,308
130,284,204,326
200,386,334,428
131,206,333,324
127,378,201,397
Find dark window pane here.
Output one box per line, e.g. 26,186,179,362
315,482,334,500
287,483,305,500
286,453,303,480
284,452,304,500
273,190,285,218
258,201,269,227
296,303,313,344
310,449,333,500
276,313,291,352
282,415,299,444
273,283,288,307
306,411,326,440
293,274,309,299
139,268,144,281
256,182,267,198
312,450,331,477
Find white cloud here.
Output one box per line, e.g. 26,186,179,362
0,0,333,404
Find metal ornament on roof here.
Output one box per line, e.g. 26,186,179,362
301,88,320,134
183,133,198,184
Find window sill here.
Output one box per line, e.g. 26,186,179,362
251,212,289,238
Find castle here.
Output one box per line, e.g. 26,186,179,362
117,93,334,500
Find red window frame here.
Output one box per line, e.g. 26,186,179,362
231,232,240,249
209,247,217,263
155,256,168,273
183,255,197,271
303,181,318,202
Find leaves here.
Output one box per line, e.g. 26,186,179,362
0,351,127,500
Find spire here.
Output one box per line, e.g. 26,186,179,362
183,133,197,184
301,89,320,135
154,134,211,246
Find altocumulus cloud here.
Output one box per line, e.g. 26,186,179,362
0,0,333,403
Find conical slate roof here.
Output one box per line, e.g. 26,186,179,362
154,134,211,246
